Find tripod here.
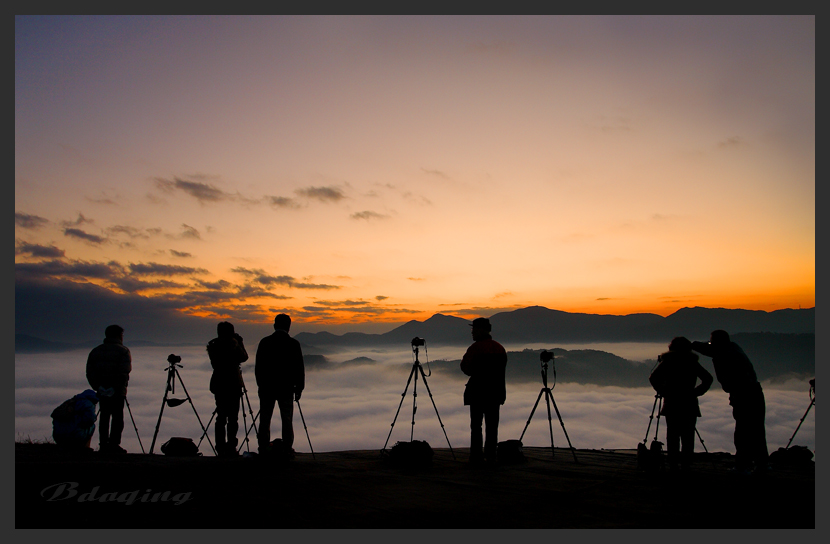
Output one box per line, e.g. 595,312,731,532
785,378,815,449
644,394,713,468
382,338,455,459
197,371,258,454
519,351,578,462
149,355,215,455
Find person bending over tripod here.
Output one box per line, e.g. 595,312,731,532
207,321,249,457
255,313,305,457
649,337,713,471
86,324,132,454
692,330,769,475
461,317,507,465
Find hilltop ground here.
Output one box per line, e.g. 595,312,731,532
16,442,814,529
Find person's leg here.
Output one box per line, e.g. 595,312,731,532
469,405,484,462
277,395,295,450
257,390,276,453
732,402,751,471
226,392,240,450
215,395,227,451
483,405,500,462
665,415,680,468
98,399,112,448
109,396,125,446
679,416,696,469
748,390,769,469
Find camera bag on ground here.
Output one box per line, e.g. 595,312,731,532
387,440,434,466
637,440,664,472
160,437,201,456
497,439,526,464
769,445,814,466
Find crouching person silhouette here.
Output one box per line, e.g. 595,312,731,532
649,337,713,471
256,313,305,458
86,324,131,454
51,389,99,452
207,321,249,457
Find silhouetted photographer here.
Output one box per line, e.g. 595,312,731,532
460,317,507,465
207,321,249,457
86,324,132,454
649,337,713,471
692,330,769,474
255,313,305,458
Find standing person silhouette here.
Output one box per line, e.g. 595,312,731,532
460,317,507,465
649,337,713,471
86,324,131,454
207,321,249,457
692,330,769,474
255,313,305,458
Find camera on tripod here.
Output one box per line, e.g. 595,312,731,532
167,354,182,364
411,337,425,347
540,350,554,364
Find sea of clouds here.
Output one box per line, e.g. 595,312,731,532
15,342,815,458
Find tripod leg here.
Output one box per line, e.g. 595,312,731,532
240,409,260,452
197,408,217,449
149,371,173,454
382,363,418,452
410,367,418,442
417,364,455,459
643,395,659,444
124,397,145,454
174,368,216,455
548,392,578,463
694,426,715,469
296,399,315,460
519,389,546,443
544,389,556,458
785,399,814,449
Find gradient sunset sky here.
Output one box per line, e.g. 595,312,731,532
15,15,815,338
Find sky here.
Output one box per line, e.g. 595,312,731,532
15,15,815,340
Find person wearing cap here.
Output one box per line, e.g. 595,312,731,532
691,330,769,474
460,317,508,465
86,324,132,454
255,313,305,458
207,321,249,457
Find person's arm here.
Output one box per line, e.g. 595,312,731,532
460,345,476,376
294,341,305,400
648,361,666,395
690,341,715,357
235,334,249,363
694,363,714,397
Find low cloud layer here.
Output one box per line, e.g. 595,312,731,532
16,344,815,457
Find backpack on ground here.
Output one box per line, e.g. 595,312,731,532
160,437,201,456
497,439,526,464
386,440,434,466
769,445,814,466
637,440,664,472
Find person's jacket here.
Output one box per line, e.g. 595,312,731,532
649,350,713,417
255,330,305,397
86,339,132,396
207,334,249,395
460,337,507,406
691,340,761,403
